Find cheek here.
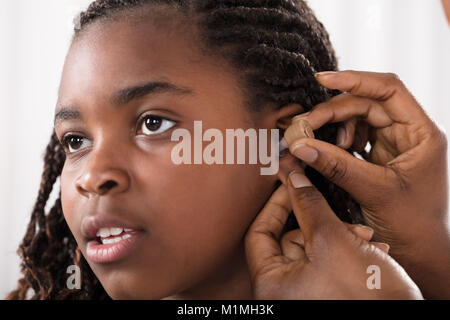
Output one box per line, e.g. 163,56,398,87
60,167,84,242
140,159,276,253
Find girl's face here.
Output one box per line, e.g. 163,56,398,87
54,13,284,299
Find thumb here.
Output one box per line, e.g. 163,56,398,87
287,137,396,205
286,170,344,244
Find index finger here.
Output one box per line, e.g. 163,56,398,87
245,184,292,277
314,70,427,123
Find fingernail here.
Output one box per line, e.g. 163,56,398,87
291,144,318,164
356,224,374,239
378,243,390,253
288,171,313,189
314,71,337,78
337,127,347,147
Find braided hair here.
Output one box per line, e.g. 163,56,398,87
7,0,366,300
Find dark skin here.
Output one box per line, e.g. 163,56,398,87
282,71,450,299
55,11,296,300
443,0,450,23
246,3,450,299
54,9,442,299
55,11,386,299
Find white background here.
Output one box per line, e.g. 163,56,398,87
0,0,449,298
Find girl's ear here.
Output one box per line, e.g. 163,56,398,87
272,103,308,185
274,103,307,134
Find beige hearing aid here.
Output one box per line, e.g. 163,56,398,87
284,117,315,145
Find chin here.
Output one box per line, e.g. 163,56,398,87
100,277,175,300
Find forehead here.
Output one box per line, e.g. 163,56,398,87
57,10,241,110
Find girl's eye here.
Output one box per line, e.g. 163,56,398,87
139,115,176,136
60,115,174,154
62,135,93,154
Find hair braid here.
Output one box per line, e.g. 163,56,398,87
8,0,365,299
6,132,110,299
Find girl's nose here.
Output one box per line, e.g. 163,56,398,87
75,152,131,197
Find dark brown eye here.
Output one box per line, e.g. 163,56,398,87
140,115,175,136
62,135,93,154
145,116,162,131
69,137,83,149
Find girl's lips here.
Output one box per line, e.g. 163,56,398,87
86,230,144,263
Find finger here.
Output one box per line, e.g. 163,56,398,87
288,137,398,205
371,242,390,254
314,70,428,124
344,223,374,242
245,184,292,277
280,229,307,261
336,117,357,149
277,151,306,186
286,170,344,243
293,93,393,132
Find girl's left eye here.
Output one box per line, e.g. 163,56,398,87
138,115,176,136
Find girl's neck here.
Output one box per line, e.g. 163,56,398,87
162,244,253,300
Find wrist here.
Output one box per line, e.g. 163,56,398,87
391,226,450,299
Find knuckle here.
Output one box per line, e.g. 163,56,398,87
387,162,410,193
420,123,448,154
386,72,400,81
294,187,324,207
384,72,404,90
322,157,349,184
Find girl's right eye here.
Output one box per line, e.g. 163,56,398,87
61,135,93,154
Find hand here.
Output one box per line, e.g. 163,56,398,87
244,170,423,300
284,70,449,298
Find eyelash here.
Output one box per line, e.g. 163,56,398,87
59,114,177,155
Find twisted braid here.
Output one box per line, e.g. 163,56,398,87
6,132,110,300
8,0,365,299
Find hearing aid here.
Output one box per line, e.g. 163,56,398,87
279,117,315,157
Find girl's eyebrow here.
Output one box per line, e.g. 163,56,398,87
54,80,194,126
114,80,194,105
54,108,81,126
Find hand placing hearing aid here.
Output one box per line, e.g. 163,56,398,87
279,115,315,157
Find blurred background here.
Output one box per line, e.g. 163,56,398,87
0,0,449,298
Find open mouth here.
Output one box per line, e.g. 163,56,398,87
86,228,145,264
96,227,135,244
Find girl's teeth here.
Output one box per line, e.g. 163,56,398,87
100,233,132,245
96,227,126,237
110,227,123,236
97,228,111,238
96,227,136,244
102,238,114,245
